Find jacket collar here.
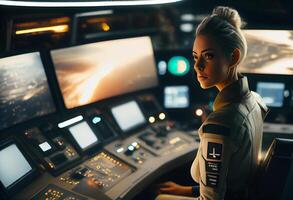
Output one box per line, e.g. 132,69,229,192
213,74,250,111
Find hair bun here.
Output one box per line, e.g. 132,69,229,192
212,6,244,29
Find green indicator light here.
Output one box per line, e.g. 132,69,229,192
168,56,190,76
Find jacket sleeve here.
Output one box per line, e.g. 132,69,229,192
195,123,236,200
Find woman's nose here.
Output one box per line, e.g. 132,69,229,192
194,57,205,72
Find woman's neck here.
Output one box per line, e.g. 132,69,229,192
216,71,239,92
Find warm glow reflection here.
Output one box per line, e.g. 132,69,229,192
101,22,110,31
15,25,69,35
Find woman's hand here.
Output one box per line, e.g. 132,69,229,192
157,181,193,197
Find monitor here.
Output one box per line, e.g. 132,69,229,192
0,143,33,189
111,101,146,132
239,30,293,75
68,121,99,150
51,36,159,109
164,86,189,108
0,52,56,131
256,82,285,107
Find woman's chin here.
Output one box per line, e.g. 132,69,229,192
199,82,213,89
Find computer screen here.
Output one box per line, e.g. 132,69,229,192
164,86,189,108
0,144,33,188
111,101,146,132
0,52,56,131
68,121,99,150
239,30,293,75
256,82,285,107
51,36,158,109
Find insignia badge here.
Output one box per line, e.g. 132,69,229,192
207,142,222,160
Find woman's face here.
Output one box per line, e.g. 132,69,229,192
192,34,230,90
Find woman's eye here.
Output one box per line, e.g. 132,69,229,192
204,53,214,60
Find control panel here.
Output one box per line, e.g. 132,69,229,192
31,184,88,200
137,123,192,155
22,128,80,175
107,140,156,166
58,151,134,199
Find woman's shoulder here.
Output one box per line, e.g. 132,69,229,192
203,106,247,143
207,105,246,127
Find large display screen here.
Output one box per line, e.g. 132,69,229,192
0,144,33,188
256,82,285,107
164,85,189,108
111,101,146,132
51,36,158,109
0,52,56,131
239,30,293,75
68,121,99,150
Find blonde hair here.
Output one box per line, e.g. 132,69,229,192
196,6,247,64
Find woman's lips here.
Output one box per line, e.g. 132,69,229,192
197,75,208,79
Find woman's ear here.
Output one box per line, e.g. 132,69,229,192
229,48,241,68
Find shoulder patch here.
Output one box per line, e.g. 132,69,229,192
203,124,230,136
207,142,222,160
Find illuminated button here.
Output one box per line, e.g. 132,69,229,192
92,116,101,124
159,113,166,120
195,108,203,116
158,60,167,75
116,147,124,153
284,90,290,97
168,56,190,76
148,116,155,123
132,142,138,147
128,145,135,151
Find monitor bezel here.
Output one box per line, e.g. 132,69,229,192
163,85,190,109
240,29,293,76
110,99,148,136
0,138,39,197
66,121,102,153
49,36,159,110
0,51,57,132
256,81,285,108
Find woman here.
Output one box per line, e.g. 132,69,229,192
156,6,269,200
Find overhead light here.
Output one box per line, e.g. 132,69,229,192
76,10,113,17
180,13,195,21
101,22,110,31
16,25,69,35
0,0,184,7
